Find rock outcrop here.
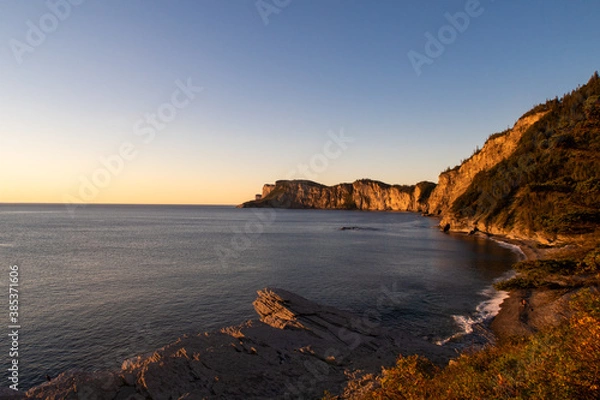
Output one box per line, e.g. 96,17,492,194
239,179,436,213
24,288,453,400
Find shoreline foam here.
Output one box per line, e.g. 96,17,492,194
437,270,515,346
489,237,528,260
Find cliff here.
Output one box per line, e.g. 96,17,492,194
239,179,436,212
427,112,548,218
21,73,600,400
22,288,452,400
239,73,600,246
442,73,600,242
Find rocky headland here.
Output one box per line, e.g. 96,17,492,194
239,110,549,244
239,179,436,213
237,110,556,242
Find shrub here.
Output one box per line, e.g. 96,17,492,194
329,289,600,399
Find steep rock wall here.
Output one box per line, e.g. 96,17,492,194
240,179,436,212
427,112,548,217
239,112,549,239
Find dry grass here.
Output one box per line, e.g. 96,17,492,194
326,287,600,400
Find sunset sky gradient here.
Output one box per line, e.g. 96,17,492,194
1,0,599,205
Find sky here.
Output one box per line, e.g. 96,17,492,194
0,0,599,205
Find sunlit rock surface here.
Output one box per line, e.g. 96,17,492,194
25,288,452,400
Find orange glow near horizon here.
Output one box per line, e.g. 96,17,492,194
0,140,263,205
0,169,257,206
0,182,253,206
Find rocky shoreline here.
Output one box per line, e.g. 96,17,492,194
5,231,576,399
9,74,597,399
486,235,581,342
13,288,454,400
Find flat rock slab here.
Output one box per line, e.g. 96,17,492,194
24,288,453,400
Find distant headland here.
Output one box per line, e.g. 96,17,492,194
14,73,600,399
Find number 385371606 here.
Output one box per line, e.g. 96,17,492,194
9,265,19,321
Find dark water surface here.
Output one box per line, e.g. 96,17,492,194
0,204,519,389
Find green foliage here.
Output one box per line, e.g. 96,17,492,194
581,248,600,272
450,72,600,236
521,99,558,119
514,259,579,274
356,178,391,188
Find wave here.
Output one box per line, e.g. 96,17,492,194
437,271,515,346
490,237,527,260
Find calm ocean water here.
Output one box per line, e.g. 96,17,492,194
0,204,519,389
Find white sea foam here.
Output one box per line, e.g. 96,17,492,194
437,271,515,346
490,237,527,260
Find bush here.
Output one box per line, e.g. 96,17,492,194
493,256,599,290
329,289,600,399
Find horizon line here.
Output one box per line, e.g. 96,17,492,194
0,202,238,207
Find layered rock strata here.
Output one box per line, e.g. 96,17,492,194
239,179,436,213
239,112,548,240
23,288,453,400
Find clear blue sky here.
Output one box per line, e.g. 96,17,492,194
1,0,599,204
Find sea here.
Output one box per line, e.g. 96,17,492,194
0,204,521,389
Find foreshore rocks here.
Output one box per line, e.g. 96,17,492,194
23,288,453,400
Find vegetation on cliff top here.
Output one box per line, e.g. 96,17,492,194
248,179,436,210
451,72,600,238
